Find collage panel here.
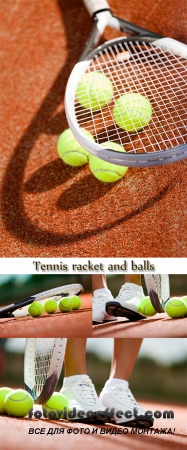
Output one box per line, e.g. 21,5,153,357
0,337,187,449
0,275,92,338
1,0,187,448
92,274,187,337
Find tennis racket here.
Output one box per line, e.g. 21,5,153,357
24,338,67,404
65,0,187,167
144,274,170,312
0,284,84,318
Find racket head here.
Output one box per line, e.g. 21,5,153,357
144,274,170,312
65,36,187,167
24,338,67,404
0,284,84,318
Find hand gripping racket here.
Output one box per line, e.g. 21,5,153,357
0,284,84,318
65,0,187,167
144,274,170,312
24,338,67,404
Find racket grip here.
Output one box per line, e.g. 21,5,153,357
82,0,110,16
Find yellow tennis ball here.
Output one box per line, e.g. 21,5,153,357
70,295,82,309
57,128,93,167
89,141,128,182
165,297,187,318
58,297,73,312
42,392,69,419
0,387,13,414
44,298,57,314
28,302,43,317
5,389,33,417
138,296,157,317
113,93,152,132
76,72,113,110
182,296,187,316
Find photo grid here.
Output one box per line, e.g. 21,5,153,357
0,0,187,449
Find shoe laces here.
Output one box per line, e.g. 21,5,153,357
112,385,140,408
117,285,135,300
74,377,101,406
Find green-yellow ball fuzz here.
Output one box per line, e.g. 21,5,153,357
165,297,187,318
58,297,73,313
138,296,157,317
57,128,93,167
89,141,128,182
113,93,152,132
76,72,113,110
0,387,13,414
5,389,33,417
42,392,69,420
28,302,43,317
70,295,82,310
182,296,187,315
44,298,57,314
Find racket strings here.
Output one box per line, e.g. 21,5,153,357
34,339,56,396
74,40,187,154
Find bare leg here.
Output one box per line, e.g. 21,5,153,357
125,275,141,286
110,338,143,380
92,275,107,291
64,338,87,376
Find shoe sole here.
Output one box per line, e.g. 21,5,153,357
106,301,145,321
69,417,107,424
110,416,154,428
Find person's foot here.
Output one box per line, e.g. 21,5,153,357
106,283,146,321
60,375,106,423
92,288,116,324
100,382,154,428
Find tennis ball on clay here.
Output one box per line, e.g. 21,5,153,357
0,387,13,414
89,141,128,182
70,295,82,310
44,298,57,314
182,296,187,308
28,302,43,317
113,92,152,132
76,72,113,110
57,128,94,166
5,389,33,418
42,392,69,420
138,296,157,317
58,297,73,313
165,297,187,318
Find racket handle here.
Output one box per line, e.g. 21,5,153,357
82,0,110,16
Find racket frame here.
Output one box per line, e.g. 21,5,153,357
24,337,67,404
65,5,187,167
0,283,84,318
144,274,170,312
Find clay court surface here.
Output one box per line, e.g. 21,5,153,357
0,0,187,258
93,313,187,337
1,402,187,450
0,294,92,338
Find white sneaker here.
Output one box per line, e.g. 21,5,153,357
106,283,146,321
100,383,154,428
60,375,106,423
92,289,116,324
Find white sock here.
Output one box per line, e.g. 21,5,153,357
103,378,129,390
62,374,88,388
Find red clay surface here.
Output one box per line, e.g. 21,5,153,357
0,294,92,338
0,0,187,258
0,402,187,450
93,313,187,337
